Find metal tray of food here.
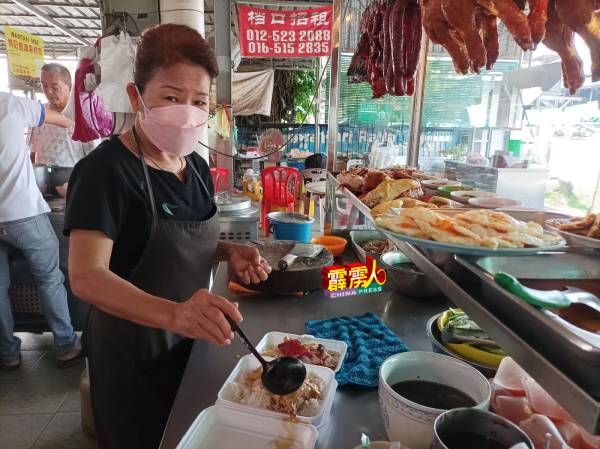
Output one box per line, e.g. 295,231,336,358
416,209,574,281
456,252,600,399
349,230,396,263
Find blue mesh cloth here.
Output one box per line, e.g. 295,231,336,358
306,312,410,387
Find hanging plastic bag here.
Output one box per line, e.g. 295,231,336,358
208,102,233,140
71,41,114,142
96,31,136,113
64,45,97,121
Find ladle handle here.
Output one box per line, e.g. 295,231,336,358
226,316,268,369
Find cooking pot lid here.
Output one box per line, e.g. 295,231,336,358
267,212,314,224
215,192,252,212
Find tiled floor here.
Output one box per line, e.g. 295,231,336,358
0,333,97,449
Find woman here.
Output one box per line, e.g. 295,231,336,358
65,24,271,449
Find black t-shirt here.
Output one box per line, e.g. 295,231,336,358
64,136,216,279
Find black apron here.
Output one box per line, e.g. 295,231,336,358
86,145,219,449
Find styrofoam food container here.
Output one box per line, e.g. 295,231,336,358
256,331,348,373
217,354,338,429
176,405,318,449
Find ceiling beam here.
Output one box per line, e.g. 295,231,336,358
0,13,100,21
0,1,99,8
5,33,95,39
9,0,88,44
0,23,102,31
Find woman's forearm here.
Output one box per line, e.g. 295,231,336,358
70,266,176,331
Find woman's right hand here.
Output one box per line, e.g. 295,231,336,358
170,289,243,345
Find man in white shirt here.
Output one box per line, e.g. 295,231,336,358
30,63,97,167
0,92,81,370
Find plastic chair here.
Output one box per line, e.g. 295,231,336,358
210,167,229,193
302,168,327,185
302,168,328,218
260,166,301,236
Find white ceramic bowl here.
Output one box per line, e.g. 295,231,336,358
450,190,496,204
378,351,491,449
468,197,522,208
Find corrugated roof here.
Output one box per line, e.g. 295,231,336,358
0,0,101,56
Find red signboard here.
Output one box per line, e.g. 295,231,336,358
238,5,333,58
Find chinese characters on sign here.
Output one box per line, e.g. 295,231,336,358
5,26,45,79
322,256,387,298
238,5,333,58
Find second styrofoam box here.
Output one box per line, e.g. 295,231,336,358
217,354,338,429
175,405,318,449
255,331,348,373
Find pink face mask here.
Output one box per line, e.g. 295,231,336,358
136,87,209,157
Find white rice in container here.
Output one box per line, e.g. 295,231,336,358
228,369,324,417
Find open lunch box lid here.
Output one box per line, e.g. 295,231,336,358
175,404,318,449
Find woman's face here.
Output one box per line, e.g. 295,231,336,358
128,62,211,113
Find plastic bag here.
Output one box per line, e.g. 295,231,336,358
72,49,114,142
96,32,136,113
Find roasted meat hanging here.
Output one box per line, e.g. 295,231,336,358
442,0,489,73
348,0,597,95
554,0,600,81
347,0,423,97
475,0,534,50
422,0,471,74
543,0,585,94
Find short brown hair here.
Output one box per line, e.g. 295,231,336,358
134,23,219,93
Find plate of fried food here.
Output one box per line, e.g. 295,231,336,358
375,207,566,256
546,213,600,248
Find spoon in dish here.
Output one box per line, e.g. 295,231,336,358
226,317,306,396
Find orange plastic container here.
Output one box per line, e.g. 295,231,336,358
312,235,347,257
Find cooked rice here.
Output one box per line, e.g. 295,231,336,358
229,369,324,417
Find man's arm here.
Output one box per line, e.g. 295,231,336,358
43,106,73,128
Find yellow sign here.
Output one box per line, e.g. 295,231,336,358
5,26,45,78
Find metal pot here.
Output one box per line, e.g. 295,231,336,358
380,250,441,298
47,166,73,193
32,164,50,194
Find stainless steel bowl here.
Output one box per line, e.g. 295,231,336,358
380,250,441,298
426,313,498,378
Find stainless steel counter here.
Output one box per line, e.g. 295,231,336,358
160,263,449,449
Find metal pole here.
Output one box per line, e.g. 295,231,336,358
407,34,430,168
326,0,342,172
314,58,320,154
214,0,234,192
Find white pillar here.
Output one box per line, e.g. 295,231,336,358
159,0,209,162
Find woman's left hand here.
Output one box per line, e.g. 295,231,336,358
228,243,271,285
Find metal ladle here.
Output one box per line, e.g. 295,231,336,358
227,317,307,396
